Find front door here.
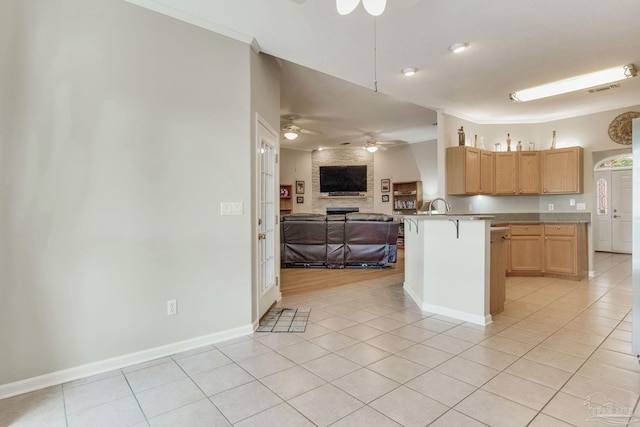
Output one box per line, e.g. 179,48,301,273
611,169,632,253
257,117,280,319
594,168,632,254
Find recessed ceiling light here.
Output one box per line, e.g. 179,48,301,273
449,43,469,54
401,67,417,76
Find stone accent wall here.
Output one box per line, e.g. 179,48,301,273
311,148,374,214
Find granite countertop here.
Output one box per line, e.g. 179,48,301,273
395,212,591,224
395,214,495,221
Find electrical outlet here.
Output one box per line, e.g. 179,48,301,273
468,204,473,212
548,204,554,211
167,300,177,316
569,199,576,207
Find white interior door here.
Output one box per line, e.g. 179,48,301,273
257,118,280,319
611,168,632,253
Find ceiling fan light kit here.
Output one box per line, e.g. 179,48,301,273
336,0,386,16
283,128,299,140
449,43,469,54
510,64,637,102
365,145,378,152
401,67,417,76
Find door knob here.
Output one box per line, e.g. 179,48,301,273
258,233,266,240
613,215,619,219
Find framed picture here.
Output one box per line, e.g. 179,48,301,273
381,179,390,193
296,180,305,194
296,196,304,203
382,194,390,202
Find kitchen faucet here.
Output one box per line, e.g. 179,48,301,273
428,197,451,216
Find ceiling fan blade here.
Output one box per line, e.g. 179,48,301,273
336,0,360,15
377,140,403,145
362,0,386,16
377,145,388,151
299,128,322,135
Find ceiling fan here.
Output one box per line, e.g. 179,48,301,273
362,137,400,152
336,0,387,16
281,115,321,140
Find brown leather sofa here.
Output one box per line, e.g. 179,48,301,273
281,213,399,268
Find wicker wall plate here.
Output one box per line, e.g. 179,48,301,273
608,111,640,145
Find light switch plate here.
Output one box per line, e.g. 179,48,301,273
576,202,586,211
221,202,243,215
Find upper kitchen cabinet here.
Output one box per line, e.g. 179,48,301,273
479,150,495,194
518,151,541,194
494,152,517,195
446,146,494,195
541,147,583,194
446,146,481,195
446,145,583,196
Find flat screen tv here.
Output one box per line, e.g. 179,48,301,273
319,165,367,194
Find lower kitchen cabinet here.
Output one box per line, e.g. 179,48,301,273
544,223,588,279
506,222,587,280
490,228,508,315
509,224,544,274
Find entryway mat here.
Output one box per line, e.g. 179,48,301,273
256,308,310,333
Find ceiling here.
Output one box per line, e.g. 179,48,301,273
128,0,640,151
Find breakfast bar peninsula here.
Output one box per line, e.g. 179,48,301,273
398,214,496,326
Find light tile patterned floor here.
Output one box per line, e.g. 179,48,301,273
0,252,636,426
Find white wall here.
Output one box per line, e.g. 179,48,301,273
0,0,275,388
279,149,313,213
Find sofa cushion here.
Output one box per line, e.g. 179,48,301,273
345,213,394,222
282,213,326,221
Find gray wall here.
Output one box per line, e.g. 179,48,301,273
0,0,279,386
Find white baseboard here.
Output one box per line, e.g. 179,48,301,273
404,283,491,326
403,282,423,309
0,323,254,400
421,303,492,326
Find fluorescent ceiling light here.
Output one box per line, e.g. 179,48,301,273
336,0,386,16
283,129,299,140
510,64,637,102
449,43,469,53
401,67,417,76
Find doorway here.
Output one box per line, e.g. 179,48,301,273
593,154,633,253
256,116,280,318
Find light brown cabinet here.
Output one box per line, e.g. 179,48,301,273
544,224,588,279
480,151,495,194
506,222,587,280
490,228,508,315
446,146,480,195
494,152,518,195
541,147,583,194
518,151,541,194
447,146,582,196
508,224,544,274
